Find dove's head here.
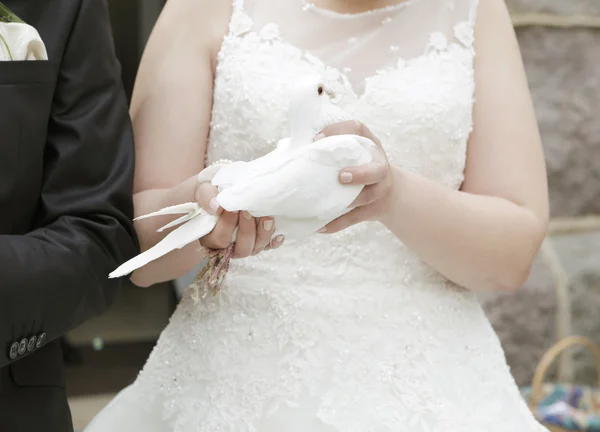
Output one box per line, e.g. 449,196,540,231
287,76,350,146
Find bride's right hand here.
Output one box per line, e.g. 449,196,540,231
194,182,285,258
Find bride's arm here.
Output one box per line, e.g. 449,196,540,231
321,0,549,292
128,0,232,287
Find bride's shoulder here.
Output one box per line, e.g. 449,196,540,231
160,0,233,22
154,0,233,53
473,0,514,39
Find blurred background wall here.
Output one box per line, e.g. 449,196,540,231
65,0,600,429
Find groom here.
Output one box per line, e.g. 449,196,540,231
0,1,138,431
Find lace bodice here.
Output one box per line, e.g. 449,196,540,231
127,1,546,431
205,0,477,286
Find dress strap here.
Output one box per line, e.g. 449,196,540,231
225,0,254,39
450,0,479,51
469,0,479,25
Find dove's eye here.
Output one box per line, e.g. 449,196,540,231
317,85,324,96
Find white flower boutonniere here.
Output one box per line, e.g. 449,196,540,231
0,2,48,61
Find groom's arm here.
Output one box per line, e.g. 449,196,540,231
0,0,139,367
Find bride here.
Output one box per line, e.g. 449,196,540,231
86,0,549,430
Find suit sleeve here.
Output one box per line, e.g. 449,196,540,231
0,0,139,366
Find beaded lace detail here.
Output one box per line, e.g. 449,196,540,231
126,0,547,431
301,0,418,17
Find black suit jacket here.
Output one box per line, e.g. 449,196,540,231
0,1,139,430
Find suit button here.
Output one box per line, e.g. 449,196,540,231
27,336,37,352
36,333,46,348
8,342,19,360
18,338,27,355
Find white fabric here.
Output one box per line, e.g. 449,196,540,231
86,0,548,431
0,22,47,61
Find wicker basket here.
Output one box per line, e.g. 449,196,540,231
525,336,600,431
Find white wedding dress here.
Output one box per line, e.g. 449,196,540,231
85,0,547,431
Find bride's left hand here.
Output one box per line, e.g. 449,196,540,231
315,121,395,233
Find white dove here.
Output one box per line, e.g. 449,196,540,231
109,75,376,280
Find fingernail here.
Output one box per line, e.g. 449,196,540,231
209,198,220,214
263,219,274,231
274,235,284,245
317,227,327,233
340,172,353,184
242,211,252,220
314,133,325,142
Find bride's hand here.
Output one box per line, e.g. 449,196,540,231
315,121,395,233
194,182,284,257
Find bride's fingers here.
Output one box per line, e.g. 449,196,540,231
195,181,222,216
253,217,274,255
264,234,285,251
271,234,285,249
321,205,375,234
340,160,388,186
348,184,386,208
233,211,256,258
201,210,238,250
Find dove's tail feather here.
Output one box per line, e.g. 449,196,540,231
133,202,204,233
109,212,219,279
134,203,201,221
157,214,195,233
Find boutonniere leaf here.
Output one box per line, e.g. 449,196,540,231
0,2,24,24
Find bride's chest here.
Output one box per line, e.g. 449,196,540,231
207,22,475,188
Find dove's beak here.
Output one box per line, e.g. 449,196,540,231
325,89,336,99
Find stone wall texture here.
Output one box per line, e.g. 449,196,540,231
507,0,600,16
478,0,600,387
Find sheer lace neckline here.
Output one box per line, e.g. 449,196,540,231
228,0,478,98
301,0,418,18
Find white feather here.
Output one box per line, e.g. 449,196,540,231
217,135,373,219
133,203,201,222
109,211,219,279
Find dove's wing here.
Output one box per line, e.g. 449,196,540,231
305,134,375,167
212,139,291,189
217,134,374,219
109,212,218,279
